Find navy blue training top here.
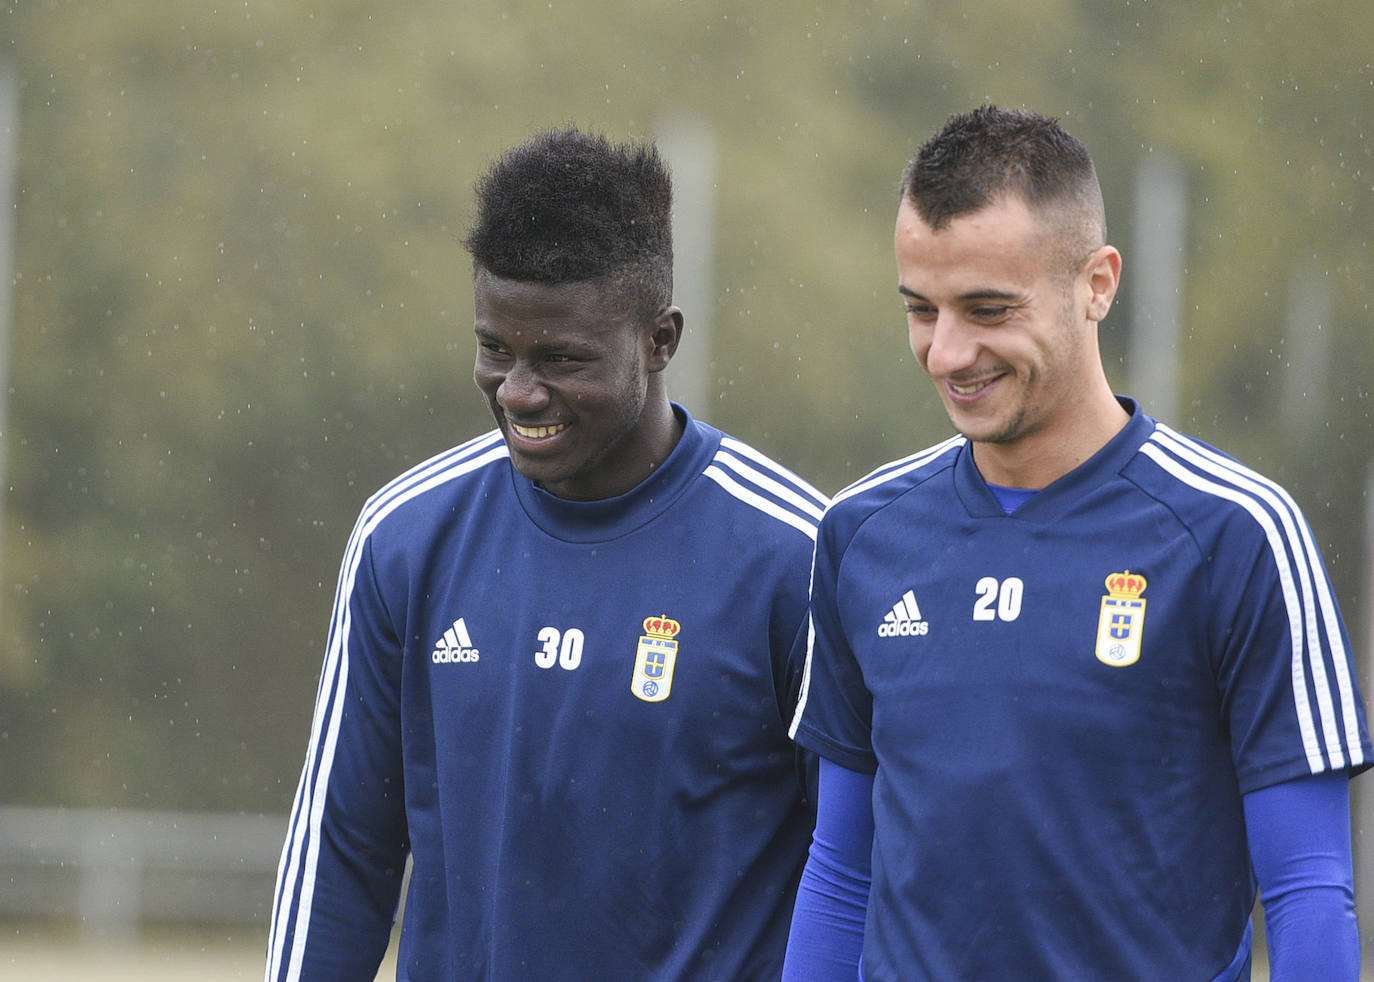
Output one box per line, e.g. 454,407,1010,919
269,407,827,980
790,398,1370,980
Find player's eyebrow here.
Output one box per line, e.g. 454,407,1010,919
897,285,1023,302
473,325,588,355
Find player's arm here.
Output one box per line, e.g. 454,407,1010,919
1203,490,1368,980
265,535,409,981
782,757,874,982
778,605,822,805
1244,770,1359,981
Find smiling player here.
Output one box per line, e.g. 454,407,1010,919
267,127,827,981
783,105,1370,982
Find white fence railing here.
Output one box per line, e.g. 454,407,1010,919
0,806,285,938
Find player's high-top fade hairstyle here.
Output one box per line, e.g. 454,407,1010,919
463,126,674,321
900,105,1106,276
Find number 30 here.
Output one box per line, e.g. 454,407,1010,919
535,626,585,670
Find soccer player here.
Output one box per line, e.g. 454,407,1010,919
266,127,827,981
783,105,1371,981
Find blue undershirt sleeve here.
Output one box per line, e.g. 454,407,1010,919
1243,770,1359,982
782,757,875,982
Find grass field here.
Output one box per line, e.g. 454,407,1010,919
6,923,1371,980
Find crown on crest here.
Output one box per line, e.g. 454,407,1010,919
643,615,681,639
1104,570,1148,599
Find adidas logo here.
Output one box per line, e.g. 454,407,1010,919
432,617,481,664
878,589,929,638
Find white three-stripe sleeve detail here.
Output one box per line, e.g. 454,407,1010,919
703,465,820,540
267,509,370,979
1155,428,1360,767
789,535,822,741
831,436,964,506
365,432,506,522
1153,426,1362,768
1141,437,1332,773
266,440,509,980
789,610,818,741
713,450,826,521
718,437,828,507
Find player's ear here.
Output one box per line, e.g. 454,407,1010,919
1083,245,1122,324
645,306,683,373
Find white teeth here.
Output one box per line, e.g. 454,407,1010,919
511,422,567,439
950,378,993,395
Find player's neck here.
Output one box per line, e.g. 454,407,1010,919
972,389,1129,490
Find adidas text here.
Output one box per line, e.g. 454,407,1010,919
432,646,480,664
878,620,928,637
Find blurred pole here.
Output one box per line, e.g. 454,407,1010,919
0,60,18,638
1128,153,1186,425
1359,461,1374,974
1280,266,1331,451
79,820,142,941
656,114,716,420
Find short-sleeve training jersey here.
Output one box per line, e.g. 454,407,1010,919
789,399,1370,981
268,407,827,981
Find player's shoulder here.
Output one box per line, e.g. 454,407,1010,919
696,421,830,542
358,429,510,531
1124,421,1314,537
825,434,965,523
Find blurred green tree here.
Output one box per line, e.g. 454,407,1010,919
1,0,1368,811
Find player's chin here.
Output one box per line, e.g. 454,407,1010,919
505,443,579,487
944,411,1013,446
941,393,1016,438
940,399,988,433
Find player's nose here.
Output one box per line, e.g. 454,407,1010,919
496,361,551,413
918,315,979,378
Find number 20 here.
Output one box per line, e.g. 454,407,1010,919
535,626,584,670
974,576,1023,622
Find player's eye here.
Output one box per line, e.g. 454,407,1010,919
970,305,1010,321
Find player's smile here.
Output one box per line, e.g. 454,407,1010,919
504,419,571,454
509,422,568,441
946,372,1005,401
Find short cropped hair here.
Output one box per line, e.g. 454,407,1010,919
463,127,674,320
901,105,1106,274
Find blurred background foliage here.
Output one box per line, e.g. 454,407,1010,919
1,0,1370,813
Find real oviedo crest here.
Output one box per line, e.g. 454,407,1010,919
631,615,681,703
1095,570,1147,667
